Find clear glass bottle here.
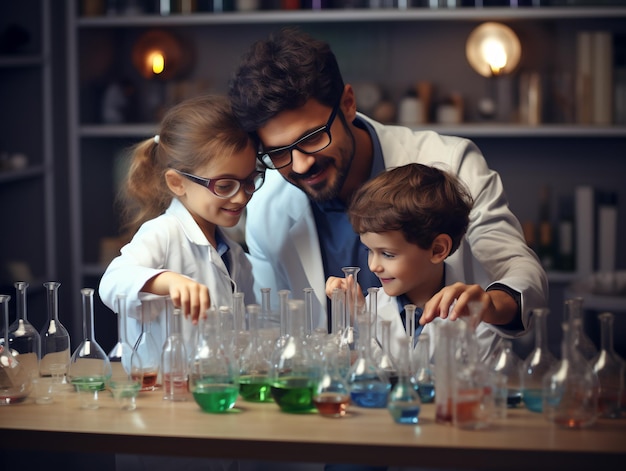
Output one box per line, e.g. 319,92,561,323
542,321,598,429
108,293,143,387
238,304,273,403
8,281,41,379
367,287,383,362
133,294,161,391
520,307,556,413
591,311,625,419
434,321,457,423
387,336,421,424
231,291,250,362
412,332,435,404
161,307,189,401
276,289,291,349
39,281,70,378
489,339,523,409
346,304,390,409
68,288,112,393
313,342,351,418
189,307,239,413
269,299,318,413
0,295,31,405
565,297,597,362
341,266,360,354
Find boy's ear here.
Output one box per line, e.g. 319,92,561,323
430,234,452,263
165,169,186,196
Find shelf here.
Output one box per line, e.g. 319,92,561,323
79,123,626,139
0,55,44,68
76,7,626,27
0,165,45,184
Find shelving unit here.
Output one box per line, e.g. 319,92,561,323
0,1,55,324
66,1,626,349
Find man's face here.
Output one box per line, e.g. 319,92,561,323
256,98,354,202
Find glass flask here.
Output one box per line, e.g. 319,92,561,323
0,295,31,404
189,307,239,413
258,288,279,360
331,287,351,378
434,321,457,423
367,287,383,362
68,288,112,395
238,304,273,403
133,294,162,391
591,312,625,419
412,332,435,404
346,304,390,409
489,339,523,409
39,282,70,378
565,297,597,362
341,266,361,354
520,307,556,413
7,281,41,379
276,289,291,348
387,336,421,424
313,342,351,418
377,320,398,387
231,291,250,362
269,299,318,413
161,307,189,401
542,321,598,429
108,294,143,387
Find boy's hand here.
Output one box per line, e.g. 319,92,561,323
420,282,493,328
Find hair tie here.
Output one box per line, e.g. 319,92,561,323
154,134,160,144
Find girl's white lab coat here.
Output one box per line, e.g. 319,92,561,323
99,198,255,360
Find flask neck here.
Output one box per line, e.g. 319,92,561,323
14,282,29,321
45,282,61,322
599,312,616,354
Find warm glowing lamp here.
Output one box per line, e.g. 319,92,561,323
131,29,189,80
466,22,521,78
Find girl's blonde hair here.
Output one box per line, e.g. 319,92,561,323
118,94,252,237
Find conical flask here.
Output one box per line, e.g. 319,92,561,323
346,303,390,409
591,312,625,419
489,339,523,409
189,307,239,413
542,321,598,429
520,308,556,413
39,282,70,379
161,307,189,401
387,336,421,424
412,332,435,404
68,288,112,392
0,295,31,404
133,294,162,391
269,299,318,413
8,281,40,379
565,297,597,362
239,304,273,403
313,341,351,418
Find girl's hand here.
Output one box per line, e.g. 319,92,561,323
143,272,211,324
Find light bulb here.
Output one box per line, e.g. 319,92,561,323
466,22,521,78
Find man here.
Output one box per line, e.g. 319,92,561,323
228,27,547,339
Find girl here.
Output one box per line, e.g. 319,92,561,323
99,94,261,355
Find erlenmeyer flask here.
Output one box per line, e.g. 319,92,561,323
591,312,625,419
161,307,189,401
542,321,598,429
0,295,31,404
269,299,318,413
68,288,112,393
189,307,239,413
520,308,556,413
313,341,351,418
387,337,421,424
238,304,273,403
412,332,435,404
7,281,40,379
565,297,597,362
39,282,70,378
346,305,390,409
489,339,523,409
133,294,161,391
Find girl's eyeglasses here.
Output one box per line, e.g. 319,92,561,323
176,170,265,199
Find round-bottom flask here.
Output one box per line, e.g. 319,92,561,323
0,295,31,404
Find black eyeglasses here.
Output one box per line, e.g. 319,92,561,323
176,170,265,199
257,101,340,170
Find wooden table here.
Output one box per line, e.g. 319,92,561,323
1,385,625,470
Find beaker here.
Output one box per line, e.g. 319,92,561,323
0,295,31,405
239,304,273,403
189,307,239,413
269,299,318,413
387,337,421,424
520,308,556,413
133,294,162,391
161,307,189,401
39,282,70,378
68,288,112,402
7,282,40,379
